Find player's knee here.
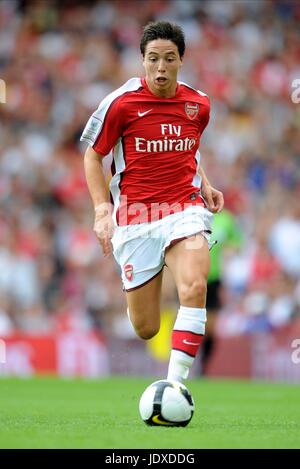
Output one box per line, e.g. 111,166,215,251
178,277,207,305
133,320,160,340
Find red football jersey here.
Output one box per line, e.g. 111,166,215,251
81,77,210,225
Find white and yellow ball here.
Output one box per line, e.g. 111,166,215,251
139,379,194,427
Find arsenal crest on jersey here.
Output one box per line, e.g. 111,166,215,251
124,264,133,281
185,102,199,120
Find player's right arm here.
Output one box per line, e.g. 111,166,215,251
84,146,114,257
81,93,125,256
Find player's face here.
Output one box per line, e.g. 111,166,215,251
143,39,182,98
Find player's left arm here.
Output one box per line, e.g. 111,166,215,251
196,94,223,213
199,166,224,213
196,95,223,213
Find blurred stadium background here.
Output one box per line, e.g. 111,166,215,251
0,0,300,382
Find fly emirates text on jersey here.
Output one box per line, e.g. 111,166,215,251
135,124,196,153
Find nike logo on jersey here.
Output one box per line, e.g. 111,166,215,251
138,109,153,117
183,339,201,346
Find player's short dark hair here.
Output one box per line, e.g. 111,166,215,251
140,21,185,58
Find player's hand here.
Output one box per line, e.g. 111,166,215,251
93,204,115,257
201,183,224,213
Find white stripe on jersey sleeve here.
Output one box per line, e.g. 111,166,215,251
192,150,202,189
109,140,126,224
80,77,142,149
178,80,208,98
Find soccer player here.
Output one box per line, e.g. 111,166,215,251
81,21,224,383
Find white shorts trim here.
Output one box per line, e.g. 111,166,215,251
111,205,213,291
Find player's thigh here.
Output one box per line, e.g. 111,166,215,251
126,268,164,330
165,233,210,288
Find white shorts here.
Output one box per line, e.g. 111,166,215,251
111,205,214,291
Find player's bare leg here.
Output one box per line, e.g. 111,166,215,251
164,233,210,382
126,269,164,340
165,234,210,307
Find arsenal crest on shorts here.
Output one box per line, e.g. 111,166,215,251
185,102,199,120
124,264,133,281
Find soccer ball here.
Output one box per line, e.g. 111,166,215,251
139,379,194,427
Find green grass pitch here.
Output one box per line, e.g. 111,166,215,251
0,376,299,448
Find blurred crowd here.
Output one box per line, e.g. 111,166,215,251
0,0,299,338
